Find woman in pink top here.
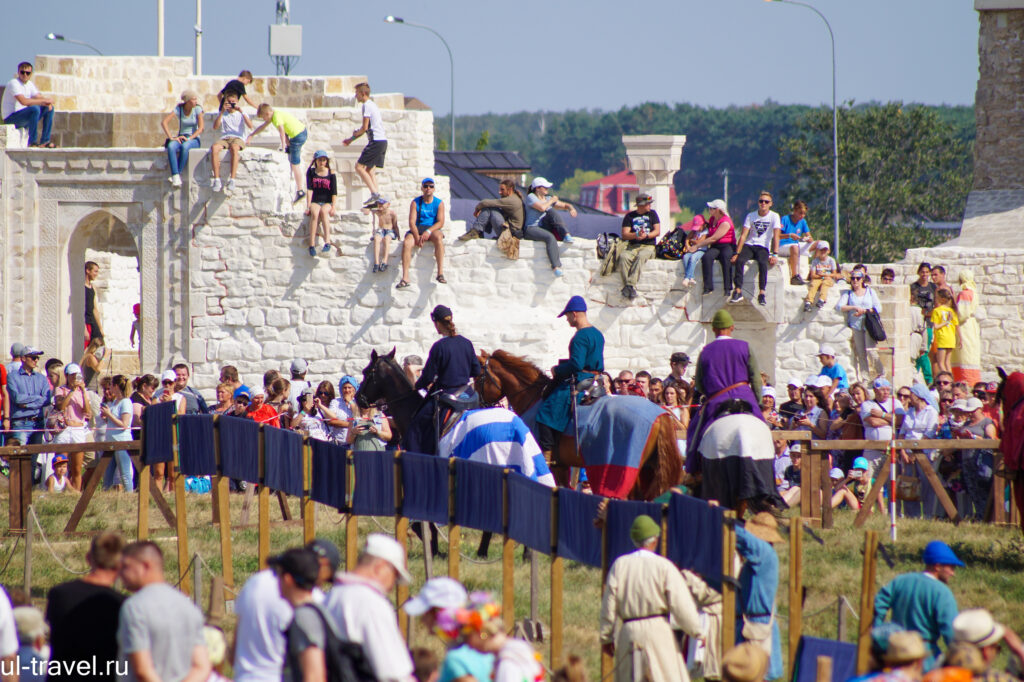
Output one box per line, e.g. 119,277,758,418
52,363,91,490
693,199,737,295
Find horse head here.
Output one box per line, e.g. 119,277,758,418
355,347,408,409
475,350,505,406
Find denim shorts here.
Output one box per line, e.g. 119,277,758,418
286,129,308,165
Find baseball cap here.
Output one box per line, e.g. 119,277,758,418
953,609,1005,648
922,540,965,567
873,377,892,389
829,467,844,479
530,177,554,189
790,443,802,453
963,397,984,412
852,456,869,471
804,374,819,387
233,385,252,400
950,399,969,412
635,193,653,205
10,342,25,358
52,454,68,465
817,344,836,357
306,538,341,574
161,369,178,383
22,347,44,357
364,533,412,584
402,577,468,616
815,240,831,252
268,548,321,590
64,363,82,376
430,304,453,321
786,378,801,387
706,199,727,212
814,376,833,389
300,385,317,398
985,381,998,393
421,177,435,186
761,386,777,399
682,214,706,231
670,352,690,365
557,295,587,317
313,149,329,160
290,358,308,375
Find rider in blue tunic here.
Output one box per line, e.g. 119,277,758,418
405,304,481,454
536,295,605,456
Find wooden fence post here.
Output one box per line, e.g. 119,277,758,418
301,440,315,545
257,426,270,570
501,469,514,633
722,510,737,655
857,531,879,674
447,458,460,581
23,505,32,597
212,416,234,589
789,518,804,670
394,453,410,640
549,488,563,670
345,452,358,571
173,416,192,596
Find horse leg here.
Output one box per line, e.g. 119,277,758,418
477,531,492,558
411,521,440,556
735,499,748,519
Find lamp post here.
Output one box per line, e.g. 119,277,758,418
46,33,104,56
384,15,455,150
765,0,839,261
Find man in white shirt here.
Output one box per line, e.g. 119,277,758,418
343,82,388,207
325,534,415,682
1,62,55,147
729,191,781,306
860,377,895,477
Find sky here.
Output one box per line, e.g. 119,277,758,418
1,0,980,116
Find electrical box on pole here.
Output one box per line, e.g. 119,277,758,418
269,1,301,75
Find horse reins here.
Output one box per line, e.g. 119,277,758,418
476,355,547,408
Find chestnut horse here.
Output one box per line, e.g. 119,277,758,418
475,349,682,501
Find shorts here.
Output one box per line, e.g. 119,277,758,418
406,228,441,239
215,136,245,150
357,140,387,168
780,240,814,256
286,129,307,165
374,227,395,239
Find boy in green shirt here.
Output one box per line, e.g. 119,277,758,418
249,103,308,202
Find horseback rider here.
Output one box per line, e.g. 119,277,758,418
685,308,764,474
536,295,605,459
404,304,482,455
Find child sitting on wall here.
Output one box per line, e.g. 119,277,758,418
304,150,337,257
367,196,399,273
803,240,840,312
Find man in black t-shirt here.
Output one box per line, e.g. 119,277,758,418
45,531,125,680
778,379,803,428
615,194,661,300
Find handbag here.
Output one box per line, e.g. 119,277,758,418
896,474,921,501
865,309,887,342
496,227,519,260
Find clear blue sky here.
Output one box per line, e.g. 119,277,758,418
2,0,979,115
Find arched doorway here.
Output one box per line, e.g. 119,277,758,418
65,211,140,374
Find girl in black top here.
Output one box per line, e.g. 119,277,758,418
305,150,337,257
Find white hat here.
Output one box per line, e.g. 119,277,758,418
815,240,831,252
64,363,82,376
950,398,969,412
706,199,727,212
161,369,177,383
290,358,308,375
364,533,412,584
964,396,984,412
761,386,777,399
530,177,554,189
786,378,801,387
953,608,1005,648
829,467,844,479
402,577,467,616
804,374,819,387
815,376,833,389
790,443,802,453
818,344,836,357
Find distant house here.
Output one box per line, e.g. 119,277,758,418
579,169,680,216
435,151,623,239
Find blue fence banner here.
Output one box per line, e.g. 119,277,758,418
556,488,602,567
177,415,217,476
400,452,449,524
218,415,259,483
606,499,664,564
667,493,724,590
508,474,552,552
453,458,504,534
265,427,304,497
794,637,857,682
352,450,394,516
310,439,347,509
141,401,174,465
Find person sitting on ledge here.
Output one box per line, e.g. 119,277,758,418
458,179,525,242
1,61,55,148
524,177,576,248
612,193,661,300
160,90,204,188
209,93,253,193
397,178,446,288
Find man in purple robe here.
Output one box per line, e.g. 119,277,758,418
685,308,764,473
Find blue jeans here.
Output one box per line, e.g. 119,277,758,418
522,224,561,268
166,137,200,176
102,448,135,491
286,129,307,166
683,250,705,279
4,105,54,145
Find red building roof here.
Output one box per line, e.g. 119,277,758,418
579,170,680,216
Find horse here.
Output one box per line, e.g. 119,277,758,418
996,367,1024,535
475,349,683,501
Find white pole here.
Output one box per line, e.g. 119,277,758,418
157,0,165,56
195,0,202,75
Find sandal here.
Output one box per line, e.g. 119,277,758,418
396,279,410,289
435,274,447,284
43,142,56,148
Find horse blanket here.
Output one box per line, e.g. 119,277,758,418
575,395,665,498
439,408,556,487
697,413,779,509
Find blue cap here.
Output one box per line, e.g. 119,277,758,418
852,456,869,471
421,177,435,186
557,295,587,318
873,377,892,389
233,385,252,400
313,149,329,160
922,540,964,567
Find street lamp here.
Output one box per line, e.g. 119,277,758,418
765,0,839,262
384,15,455,151
46,33,104,55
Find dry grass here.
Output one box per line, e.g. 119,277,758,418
5,487,1023,681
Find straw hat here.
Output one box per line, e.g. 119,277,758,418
882,631,927,665
722,643,769,682
745,512,784,545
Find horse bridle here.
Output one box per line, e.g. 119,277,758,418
475,355,504,408
359,357,423,411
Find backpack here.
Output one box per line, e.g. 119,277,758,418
596,232,621,260
289,604,378,682
656,227,688,260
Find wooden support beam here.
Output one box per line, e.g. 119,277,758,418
600,511,612,681
501,469,514,633
345,454,358,571
64,454,111,534
788,518,804,670
395,453,409,640
301,440,315,545
447,458,460,581
721,510,737,655
856,531,879,675
173,417,192,596
853,458,892,528
913,451,960,524
257,426,270,570
549,488,563,669
213,417,234,589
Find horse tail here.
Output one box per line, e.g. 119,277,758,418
642,414,684,500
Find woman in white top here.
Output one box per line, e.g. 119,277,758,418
836,272,884,381
660,383,688,454
291,386,331,442
897,383,940,518
100,375,135,491
326,377,358,444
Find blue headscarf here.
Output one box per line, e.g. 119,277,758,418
338,375,360,393
910,382,938,413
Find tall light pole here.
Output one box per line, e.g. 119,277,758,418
45,33,104,55
766,0,839,261
385,16,455,151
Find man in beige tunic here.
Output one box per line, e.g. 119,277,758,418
601,515,702,682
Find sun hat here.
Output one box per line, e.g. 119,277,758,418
711,309,734,330
629,515,661,545
313,149,329,160
706,199,727,212
910,383,938,412
852,456,870,471
558,295,587,317
364,533,412,584
722,642,769,682
403,577,468,616
745,512,783,545
530,177,553,189
922,540,964,567
945,642,986,675
883,631,927,665
161,369,177,383
953,609,1005,648
267,548,320,590
306,538,341,574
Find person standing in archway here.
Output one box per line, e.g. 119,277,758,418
84,261,104,350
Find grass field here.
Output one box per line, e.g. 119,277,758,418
5,487,1024,680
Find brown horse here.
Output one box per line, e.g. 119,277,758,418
475,349,682,501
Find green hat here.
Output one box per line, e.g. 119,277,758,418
630,515,661,545
711,309,734,330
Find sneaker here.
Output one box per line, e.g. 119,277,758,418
803,301,813,313
790,275,805,286
362,193,381,208
226,178,236,192
308,246,317,257
562,234,574,244
372,263,380,273
621,286,631,299
458,229,482,242
211,178,222,192
322,244,331,254
169,174,182,187
757,293,767,306
728,290,744,304
553,268,563,277
294,190,306,203
380,262,388,272
816,299,826,309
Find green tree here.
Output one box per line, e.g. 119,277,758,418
555,169,604,202
778,103,972,263
475,130,490,150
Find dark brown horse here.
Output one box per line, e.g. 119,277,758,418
475,349,682,501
